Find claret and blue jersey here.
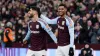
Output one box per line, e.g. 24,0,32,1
23,18,57,51
41,15,74,47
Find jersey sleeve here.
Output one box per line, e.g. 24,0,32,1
40,14,58,24
66,17,74,47
39,21,57,43
23,22,31,41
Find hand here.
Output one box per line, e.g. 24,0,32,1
23,40,27,44
24,13,30,18
69,47,74,56
97,37,99,40
24,13,30,22
83,50,87,55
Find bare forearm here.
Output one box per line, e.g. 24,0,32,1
54,29,58,37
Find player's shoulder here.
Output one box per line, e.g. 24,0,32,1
38,18,48,26
65,16,74,26
65,16,72,21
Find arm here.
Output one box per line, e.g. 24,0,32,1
24,13,30,22
23,22,31,41
54,29,58,37
40,14,58,24
39,21,57,43
66,17,74,47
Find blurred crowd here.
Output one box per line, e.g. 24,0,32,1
0,0,100,47
79,44,93,56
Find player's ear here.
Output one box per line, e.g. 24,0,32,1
65,8,67,12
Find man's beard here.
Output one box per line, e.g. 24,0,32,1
29,14,34,18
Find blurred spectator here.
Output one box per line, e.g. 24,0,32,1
79,44,93,56
76,2,86,16
86,20,93,43
97,13,100,23
15,18,23,42
78,28,89,44
0,11,2,21
96,0,100,10
86,13,91,20
0,22,4,43
79,16,87,30
97,36,100,43
90,13,98,26
3,22,15,47
87,0,96,12
74,22,82,43
91,23,100,44
17,28,23,43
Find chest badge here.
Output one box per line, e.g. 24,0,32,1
62,21,65,25
36,25,39,29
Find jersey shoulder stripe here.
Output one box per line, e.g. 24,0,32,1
39,18,48,26
66,16,74,27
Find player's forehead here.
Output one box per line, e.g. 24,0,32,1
58,6,65,9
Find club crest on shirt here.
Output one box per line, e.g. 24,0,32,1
62,21,65,25
30,25,32,28
36,25,39,29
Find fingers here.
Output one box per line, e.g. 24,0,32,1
24,13,30,18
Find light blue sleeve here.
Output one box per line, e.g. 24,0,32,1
23,22,31,41
40,14,58,24
66,17,74,47
39,21,57,43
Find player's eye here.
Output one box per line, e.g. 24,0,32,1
58,8,64,11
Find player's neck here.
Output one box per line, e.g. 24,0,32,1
32,15,39,22
60,14,66,18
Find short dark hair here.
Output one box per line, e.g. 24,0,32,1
30,6,41,17
59,3,66,8
26,6,41,17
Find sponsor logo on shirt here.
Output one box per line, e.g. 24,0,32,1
31,31,40,33
58,25,64,30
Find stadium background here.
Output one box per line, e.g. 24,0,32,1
0,0,100,56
